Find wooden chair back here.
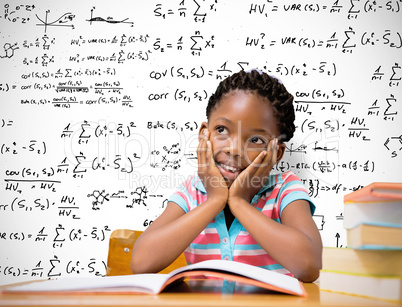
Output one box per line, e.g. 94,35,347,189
106,229,187,276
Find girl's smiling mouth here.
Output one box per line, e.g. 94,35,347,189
215,161,244,181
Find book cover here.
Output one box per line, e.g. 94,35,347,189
320,270,402,302
2,259,307,297
322,247,402,276
343,200,402,229
347,223,402,249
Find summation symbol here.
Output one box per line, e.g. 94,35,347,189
36,10,75,33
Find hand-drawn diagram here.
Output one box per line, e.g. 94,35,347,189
86,7,134,27
0,42,19,59
35,10,75,33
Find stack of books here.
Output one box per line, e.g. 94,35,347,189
319,182,402,302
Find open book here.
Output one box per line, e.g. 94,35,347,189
3,259,307,297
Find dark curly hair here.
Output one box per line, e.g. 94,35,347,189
206,70,295,142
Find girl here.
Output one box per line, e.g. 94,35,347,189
131,70,322,282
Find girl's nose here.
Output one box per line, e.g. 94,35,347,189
225,136,243,158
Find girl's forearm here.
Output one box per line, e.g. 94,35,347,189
229,198,321,282
131,198,225,274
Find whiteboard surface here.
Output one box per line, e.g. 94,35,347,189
0,0,401,285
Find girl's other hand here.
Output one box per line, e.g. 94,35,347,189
197,129,228,204
228,138,278,205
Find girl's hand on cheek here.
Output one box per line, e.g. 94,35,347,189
228,138,278,205
197,129,228,204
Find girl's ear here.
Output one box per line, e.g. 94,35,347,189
198,121,208,141
275,142,286,164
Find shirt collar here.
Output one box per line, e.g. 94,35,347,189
256,173,278,195
194,176,207,193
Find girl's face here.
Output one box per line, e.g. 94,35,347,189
201,90,285,186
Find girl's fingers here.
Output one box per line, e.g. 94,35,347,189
257,138,274,167
202,130,211,168
197,140,205,167
271,138,278,166
206,140,213,167
197,129,209,168
239,150,266,179
206,138,221,172
250,150,267,172
253,138,278,177
231,138,279,197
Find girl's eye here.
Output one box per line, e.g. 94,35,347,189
216,126,228,134
250,136,266,145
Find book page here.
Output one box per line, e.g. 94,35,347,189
4,274,170,294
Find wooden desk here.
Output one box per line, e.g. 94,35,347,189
0,279,400,306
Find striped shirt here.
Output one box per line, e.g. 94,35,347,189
168,170,315,276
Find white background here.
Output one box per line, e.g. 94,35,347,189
0,0,401,285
